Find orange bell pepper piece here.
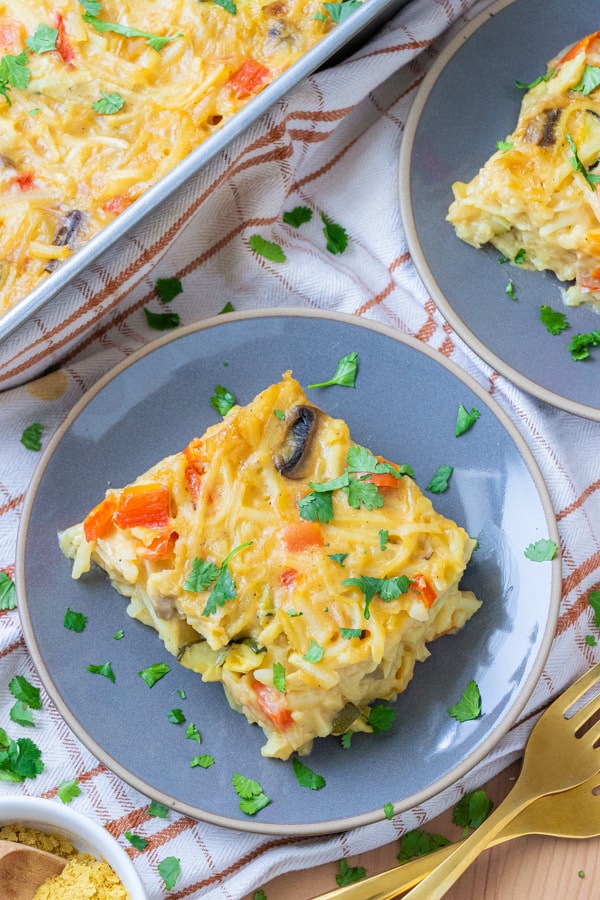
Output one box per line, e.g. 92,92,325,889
409,574,437,609
227,60,270,98
113,483,171,531
83,495,117,542
280,521,324,552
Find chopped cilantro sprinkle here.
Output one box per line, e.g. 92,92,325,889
447,680,482,722
249,234,286,262
87,662,115,683
0,573,16,610
138,662,170,687
335,858,366,886
524,538,557,561
21,423,44,451
58,778,81,804
292,757,326,790
540,304,569,335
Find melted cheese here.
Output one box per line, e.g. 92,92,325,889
0,0,334,316
447,34,600,312
60,373,480,759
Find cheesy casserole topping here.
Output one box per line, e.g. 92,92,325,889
0,0,337,318
60,373,480,759
447,31,600,312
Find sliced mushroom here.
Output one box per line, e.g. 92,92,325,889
45,209,84,272
273,404,321,478
522,107,562,146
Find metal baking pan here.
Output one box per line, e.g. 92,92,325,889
0,0,411,345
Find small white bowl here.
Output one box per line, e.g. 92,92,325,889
0,796,147,899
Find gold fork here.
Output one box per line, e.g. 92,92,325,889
402,662,600,899
313,772,600,900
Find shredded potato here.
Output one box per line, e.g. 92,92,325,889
60,372,480,760
0,0,334,317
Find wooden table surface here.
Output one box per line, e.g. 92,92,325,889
243,762,600,899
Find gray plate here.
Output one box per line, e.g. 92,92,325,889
17,310,560,835
400,0,600,421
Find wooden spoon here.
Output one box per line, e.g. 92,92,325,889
0,838,68,899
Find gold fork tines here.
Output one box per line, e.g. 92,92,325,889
403,663,600,900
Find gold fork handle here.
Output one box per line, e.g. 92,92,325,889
401,781,534,900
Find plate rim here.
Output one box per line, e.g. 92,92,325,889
16,308,561,835
398,0,600,423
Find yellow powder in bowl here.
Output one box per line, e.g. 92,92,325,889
0,824,130,900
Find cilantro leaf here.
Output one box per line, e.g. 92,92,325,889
495,139,513,152
87,661,115,683
452,789,493,836
589,590,600,628
219,301,234,313
505,279,517,300
514,69,554,90
148,800,169,818
64,607,87,633
186,722,202,743
397,829,451,862
335,858,366,886
158,856,181,891
190,754,214,768
167,708,185,724
565,133,600,189
232,773,271,815
303,639,323,663
568,330,600,360
307,351,358,388
447,680,482,722
321,212,349,253
379,529,388,551
125,831,148,850
201,542,253,616
283,206,313,227
138,662,170,687
340,627,362,639
21,423,44,451
346,476,384,511
343,574,411,619
273,661,286,693
211,384,236,416
540,304,569,335
184,557,220,592
524,538,558,562
155,276,183,303
323,0,363,25
455,403,480,437
292,757,326,790
573,65,600,96
92,91,125,114
143,307,180,330
58,778,81,804
82,14,182,52
9,676,41,710
585,634,598,647
0,52,30,91
425,464,453,494
78,0,103,13
0,729,44,781
340,731,353,749
9,702,34,728
26,24,58,54
249,234,286,262
367,704,396,734
0,572,16,610
297,489,334,523
513,247,526,264
211,0,237,13
328,553,348,567
383,802,394,820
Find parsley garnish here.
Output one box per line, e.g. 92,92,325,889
249,234,286,262
283,206,313,227
573,65,600,96
340,731,353,748
589,590,600,627
9,675,41,710
455,403,480,436
64,607,87,633
211,384,236,416
323,0,363,25
155,276,183,303
453,789,493,836
148,800,169,818
340,627,362,639
191,754,214,768
185,543,252,616
0,728,44,781
308,351,358,388
367,704,396,733
505,279,517,300
78,0,102,13
219,301,235,313
513,247,526,264
87,661,116,683
125,831,148,850
425,464,453,493
297,488,334,523
143,307,180,330
26,24,58,54
167,708,185,724
10,702,34,728
255,891,267,900
397,829,450,862
21,423,44,451
186,723,202,743
447,680,482,722
92,91,125,114
328,552,348,567
232,773,271,815
335,858,366,886
379,529,389,550
58,778,81,804
158,856,181,891
568,330,600,360
211,0,237,13
273,661,286,693
82,14,183,52
292,757,326,790
303,639,323,663
343,574,411,619
565,134,600,189
514,69,554,90
495,139,513,152
0,51,30,107
524,538,557,561
0,572,17,610
540,304,569,335
383,802,394,820
184,558,221,592
138,662,170,687
585,634,598,647
321,212,349,253
114,629,124,640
